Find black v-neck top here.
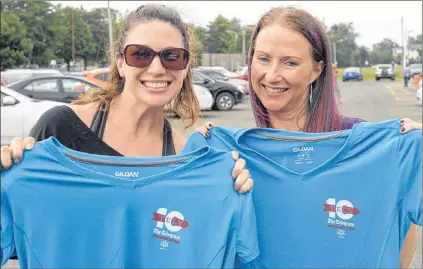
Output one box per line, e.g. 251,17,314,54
29,105,176,156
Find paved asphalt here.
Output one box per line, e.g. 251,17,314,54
2,81,421,268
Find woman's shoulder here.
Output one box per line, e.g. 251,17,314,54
35,105,77,126
341,116,366,130
36,103,97,127
30,103,98,142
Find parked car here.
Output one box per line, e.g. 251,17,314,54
375,64,395,81
197,66,240,78
7,75,99,103
342,67,362,81
409,63,422,77
194,68,249,95
0,69,63,86
1,86,63,145
65,71,85,79
234,66,249,81
192,70,244,111
165,84,213,116
1,70,32,86
82,68,110,89
1,69,63,86
194,84,214,110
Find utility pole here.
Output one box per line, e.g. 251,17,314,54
242,29,246,66
401,16,404,67
107,1,114,52
72,9,75,70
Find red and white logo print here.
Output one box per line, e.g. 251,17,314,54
323,198,360,238
152,208,189,250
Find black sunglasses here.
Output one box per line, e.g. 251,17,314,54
120,44,189,71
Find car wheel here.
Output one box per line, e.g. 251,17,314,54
215,92,235,111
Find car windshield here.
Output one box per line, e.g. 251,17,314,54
378,66,390,71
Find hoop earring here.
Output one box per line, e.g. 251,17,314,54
309,83,313,104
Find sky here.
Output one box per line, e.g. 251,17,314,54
51,1,422,49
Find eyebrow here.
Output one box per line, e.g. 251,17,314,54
254,50,303,60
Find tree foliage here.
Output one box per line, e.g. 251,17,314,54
1,1,420,70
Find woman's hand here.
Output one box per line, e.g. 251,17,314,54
196,121,214,137
196,121,253,194
399,118,422,133
1,137,35,170
231,151,253,194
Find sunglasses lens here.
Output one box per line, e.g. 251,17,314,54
161,48,189,70
125,45,154,68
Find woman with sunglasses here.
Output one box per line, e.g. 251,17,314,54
195,6,421,268
0,4,253,193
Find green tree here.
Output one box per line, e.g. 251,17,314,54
2,0,61,66
408,34,422,60
55,7,96,71
328,23,359,67
189,24,208,66
351,46,370,67
371,38,399,64
0,12,33,70
243,24,256,53
206,15,237,53
82,7,119,64
369,50,381,66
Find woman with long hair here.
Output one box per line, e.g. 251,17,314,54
196,6,421,268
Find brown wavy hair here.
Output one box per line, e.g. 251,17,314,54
73,4,200,129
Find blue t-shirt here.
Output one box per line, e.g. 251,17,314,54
183,119,422,268
1,137,259,268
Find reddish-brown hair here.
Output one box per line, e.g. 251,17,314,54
248,7,342,132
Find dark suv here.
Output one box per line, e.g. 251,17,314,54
192,70,244,111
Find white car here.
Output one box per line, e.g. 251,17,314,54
1,86,64,145
194,84,213,110
374,64,395,81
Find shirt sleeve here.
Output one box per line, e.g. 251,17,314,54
1,186,15,266
182,132,211,154
398,130,422,226
29,106,66,142
236,191,260,263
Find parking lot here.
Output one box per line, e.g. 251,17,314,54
171,80,422,135
2,80,422,269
